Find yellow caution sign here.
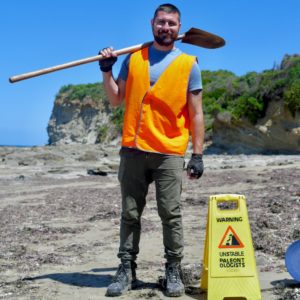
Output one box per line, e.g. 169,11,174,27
201,194,261,300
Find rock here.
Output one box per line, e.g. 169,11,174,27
87,169,108,176
78,151,99,162
211,101,300,154
255,253,271,266
48,168,70,174
47,90,119,145
276,287,300,300
181,263,203,286
292,228,300,239
18,160,33,166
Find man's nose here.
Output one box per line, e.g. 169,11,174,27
161,22,171,30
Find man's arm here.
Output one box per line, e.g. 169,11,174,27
99,47,126,107
186,89,205,179
102,72,126,107
188,89,205,154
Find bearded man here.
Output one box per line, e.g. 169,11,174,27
99,3,204,297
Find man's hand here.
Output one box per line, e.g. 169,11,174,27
98,47,117,72
187,154,204,179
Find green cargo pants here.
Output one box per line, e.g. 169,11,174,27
117,147,185,263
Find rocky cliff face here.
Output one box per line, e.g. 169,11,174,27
48,95,300,153
211,101,300,154
47,88,115,145
48,58,300,154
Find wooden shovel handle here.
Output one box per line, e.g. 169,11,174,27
8,27,223,83
9,41,152,83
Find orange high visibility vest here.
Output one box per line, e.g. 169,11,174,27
122,47,196,156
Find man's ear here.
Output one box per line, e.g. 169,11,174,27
151,18,154,26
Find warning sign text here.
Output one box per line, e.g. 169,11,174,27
216,217,243,222
219,251,245,268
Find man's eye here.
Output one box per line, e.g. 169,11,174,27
155,20,178,27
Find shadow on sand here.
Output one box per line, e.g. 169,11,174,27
23,267,116,288
23,267,208,299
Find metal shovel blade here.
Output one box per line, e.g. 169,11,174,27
181,27,225,49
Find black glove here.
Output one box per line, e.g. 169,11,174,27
98,50,117,72
187,153,204,179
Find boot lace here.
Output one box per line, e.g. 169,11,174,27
112,264,128,283
167,265,181,283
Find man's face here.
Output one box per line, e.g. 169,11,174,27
151,11,181,47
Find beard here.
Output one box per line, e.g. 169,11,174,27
153,31,178,46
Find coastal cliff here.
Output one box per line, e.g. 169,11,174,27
47,84,120,145
47,54,300,153
211,102,300,154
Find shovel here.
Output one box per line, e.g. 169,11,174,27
9,27,225,83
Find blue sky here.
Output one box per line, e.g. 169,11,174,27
1,0,300,146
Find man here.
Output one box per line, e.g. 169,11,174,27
99,3,204,297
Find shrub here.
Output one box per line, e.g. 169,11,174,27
284,79,300,114
96,125,109,143
231,96,264,123
111,105,125,133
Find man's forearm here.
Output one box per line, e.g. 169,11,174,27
102,72,123,107
188,90,205,154
190,113,205,154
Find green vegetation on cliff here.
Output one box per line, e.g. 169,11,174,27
55,83,107,105
203,54,300,127
55,54,300,136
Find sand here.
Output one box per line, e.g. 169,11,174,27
0,144,300,299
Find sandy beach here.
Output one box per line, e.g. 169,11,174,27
0,144,300,299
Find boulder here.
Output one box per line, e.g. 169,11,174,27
211,101,300,154
47,97,113,145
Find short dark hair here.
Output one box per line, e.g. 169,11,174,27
153,3,181,21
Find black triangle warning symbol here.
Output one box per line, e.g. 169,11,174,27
218,225,244,249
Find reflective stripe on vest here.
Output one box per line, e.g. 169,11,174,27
122,47,196,155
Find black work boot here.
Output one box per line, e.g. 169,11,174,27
164,262,185,297
106,261,137,297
